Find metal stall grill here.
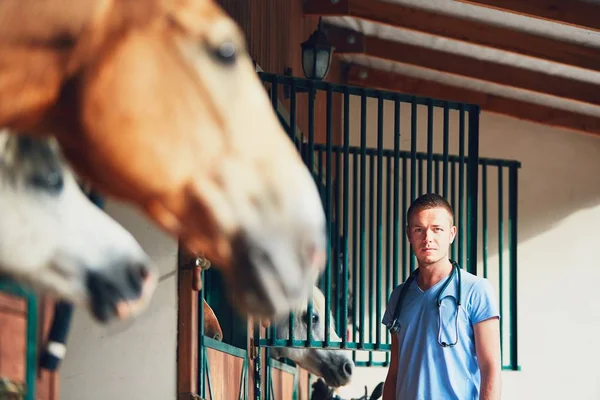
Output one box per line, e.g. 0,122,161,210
192,72,520,399
255,73,483,385
318,150,521,371
480,159,520,371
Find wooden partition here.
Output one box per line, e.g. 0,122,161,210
0,292,27,384
0,288,59,400
267,359,297,400
204,337,248,400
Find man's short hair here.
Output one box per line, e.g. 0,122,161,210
407,193,454,226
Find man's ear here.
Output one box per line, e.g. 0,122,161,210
449,226,457,243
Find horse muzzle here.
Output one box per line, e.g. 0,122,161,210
85,260,158,323
319,352,354,388
225,229,326,320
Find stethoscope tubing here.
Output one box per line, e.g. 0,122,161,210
387,260,462,348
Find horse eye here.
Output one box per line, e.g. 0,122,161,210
30,170,64,193
311,313,319,324
18,138,64,194
302,311,319,325
210,41,237,65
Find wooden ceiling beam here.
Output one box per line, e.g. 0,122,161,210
325,24,600,106
345,64,600,136
304,0,600,71
454,0,600,32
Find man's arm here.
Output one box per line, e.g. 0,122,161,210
474,317,502,400
383,334,399,400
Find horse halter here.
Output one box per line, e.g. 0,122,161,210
386,260,462,348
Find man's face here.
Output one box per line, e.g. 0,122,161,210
407,207,457,266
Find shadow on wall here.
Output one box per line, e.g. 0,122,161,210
478,112,600,247
478,114,600,400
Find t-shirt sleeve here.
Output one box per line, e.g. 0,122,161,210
382,284,403,326
468,279,500,325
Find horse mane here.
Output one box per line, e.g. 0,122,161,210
310,285,326,317
287,285,327,317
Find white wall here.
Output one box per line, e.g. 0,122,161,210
59,202,179,400
479,113,600,400
336,108,600,400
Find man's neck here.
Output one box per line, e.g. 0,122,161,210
416,259,452,291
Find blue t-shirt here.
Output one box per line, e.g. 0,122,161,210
381,268,499,400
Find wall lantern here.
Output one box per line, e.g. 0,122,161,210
284,19,335,99
300,19,335,81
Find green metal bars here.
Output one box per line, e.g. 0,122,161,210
256,73,483,356
480,160,521,371
190,72,520,400
258,73,520,369
223,71,521,400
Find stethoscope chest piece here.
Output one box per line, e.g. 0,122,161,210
388,319,401,335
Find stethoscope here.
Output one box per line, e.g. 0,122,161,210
385,260,462,348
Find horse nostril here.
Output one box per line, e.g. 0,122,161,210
138,264,149,280
86,271,121,323
126,263,148,296
342,362,354,378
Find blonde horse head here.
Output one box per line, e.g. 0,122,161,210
0,0,327,318
270,286,355,388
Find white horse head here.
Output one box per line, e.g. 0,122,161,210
0,130,157,323
270,286,355,388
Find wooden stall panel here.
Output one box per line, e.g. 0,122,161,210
269,366,295,400
0,293,26,383
36,297,59,400
206,348,245,399
297,369,310,400
0,293,26,314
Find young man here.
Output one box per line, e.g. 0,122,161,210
381,193,501,400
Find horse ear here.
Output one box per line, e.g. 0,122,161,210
0,48,63,131
202,300,223,341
